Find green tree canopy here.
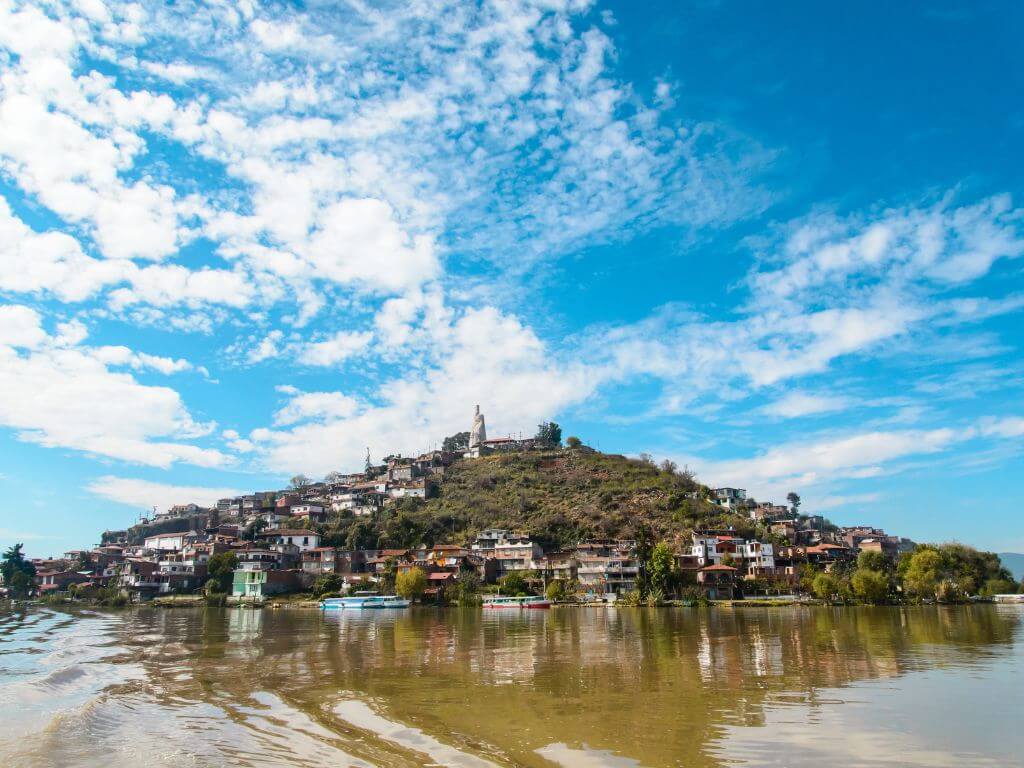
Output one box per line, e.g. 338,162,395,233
565,436,582,448
395,567,427,600
812,572,839,600
207,552,238,592
535,421,562,446
647,541,674,596
851,568,889,603
442,431,470,452
499,571,531,596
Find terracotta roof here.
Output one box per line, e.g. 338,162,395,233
701,564,737,571
428,572,455,580
260,529,319,537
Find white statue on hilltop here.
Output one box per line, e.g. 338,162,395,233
470,404,487,448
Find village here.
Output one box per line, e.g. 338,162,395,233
4,406,961,607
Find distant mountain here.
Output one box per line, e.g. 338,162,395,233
999,553,1024,581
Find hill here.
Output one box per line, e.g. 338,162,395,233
322,448,750,551
998,553,1024,581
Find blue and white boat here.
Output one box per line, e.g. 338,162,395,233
321,592,410,610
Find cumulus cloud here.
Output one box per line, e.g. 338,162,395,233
0,304,227,468
87,475,243,514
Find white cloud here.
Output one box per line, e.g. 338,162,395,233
252,305,597,475
87,475,243,514
0,304,228,468
299,330,373,367
761,391,852,419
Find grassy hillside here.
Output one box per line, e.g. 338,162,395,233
324,448,749,551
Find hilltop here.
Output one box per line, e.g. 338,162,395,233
320,448,750,551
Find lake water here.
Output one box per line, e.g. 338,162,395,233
0,604,1021,767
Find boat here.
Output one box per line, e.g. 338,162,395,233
482,595,551,609
321,592,411,609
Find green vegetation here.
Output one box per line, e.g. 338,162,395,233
317,449,734,553
1,544,36,598
207,552,238,593
313,573,345,597
535,421,562,447
498,571,532,596
395,567,427,600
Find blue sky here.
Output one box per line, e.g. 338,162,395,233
1,0,1022,556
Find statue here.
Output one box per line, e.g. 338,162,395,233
470,405,487,448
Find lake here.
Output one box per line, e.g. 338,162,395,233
0,604,1021,767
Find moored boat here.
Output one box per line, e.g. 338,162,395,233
321,593,410,609
482,595,551,609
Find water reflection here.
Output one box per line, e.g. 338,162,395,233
0,604,1019,767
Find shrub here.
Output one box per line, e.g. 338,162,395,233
395,567,427,601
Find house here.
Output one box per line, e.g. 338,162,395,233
690,532,775,579
576,541,640,595
36,569,90,593
491,534,543,576
291,504,327,525
259,529,321,552
750,502,792,522
698,564,737,599
713,487,747,509
535,551,578,582
143,532,188,552
232,569,301,598
387,480,431,500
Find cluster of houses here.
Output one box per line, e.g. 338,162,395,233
15,409,916,603
23,508,914,603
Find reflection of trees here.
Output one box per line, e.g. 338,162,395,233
102,605,1019,768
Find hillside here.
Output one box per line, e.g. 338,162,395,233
323,448,749,551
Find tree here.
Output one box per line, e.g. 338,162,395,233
981,578,1017,597
314,573,345,597
545,580,570,602
499,571,531,596
243,518,268,541
565,436,582,449
207,552,238,593
857,550,889,572
812,572,839,600
659,459,678,474
290,474,312,489
535,421,562,446
442,431,471,452
324,471,344,484
851,568,889,603
902,548,941,600
786,492,801,515
647,541,674,597
2,543,36,597
395,567,427,601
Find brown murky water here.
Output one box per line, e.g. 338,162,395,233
0,604,1020,767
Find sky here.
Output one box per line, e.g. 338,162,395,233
1,0,1023,557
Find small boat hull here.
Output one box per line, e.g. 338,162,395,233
321,596,411,609
482,597,551,609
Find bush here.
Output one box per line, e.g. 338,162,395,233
812,573,840,601
498,571,531,596
545,580,571,602
851,568,889,604
395,567,427,601
566,436,582,448
313,573,345,597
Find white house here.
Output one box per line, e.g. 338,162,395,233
143,533,186,551
260,529,321,552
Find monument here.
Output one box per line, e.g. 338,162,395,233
469,404,487,448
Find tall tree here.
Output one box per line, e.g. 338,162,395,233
647,542,675,596
2,544,36,598
786,492,801,515
535,421,562,446
290,474,312,489
442,431,470,452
